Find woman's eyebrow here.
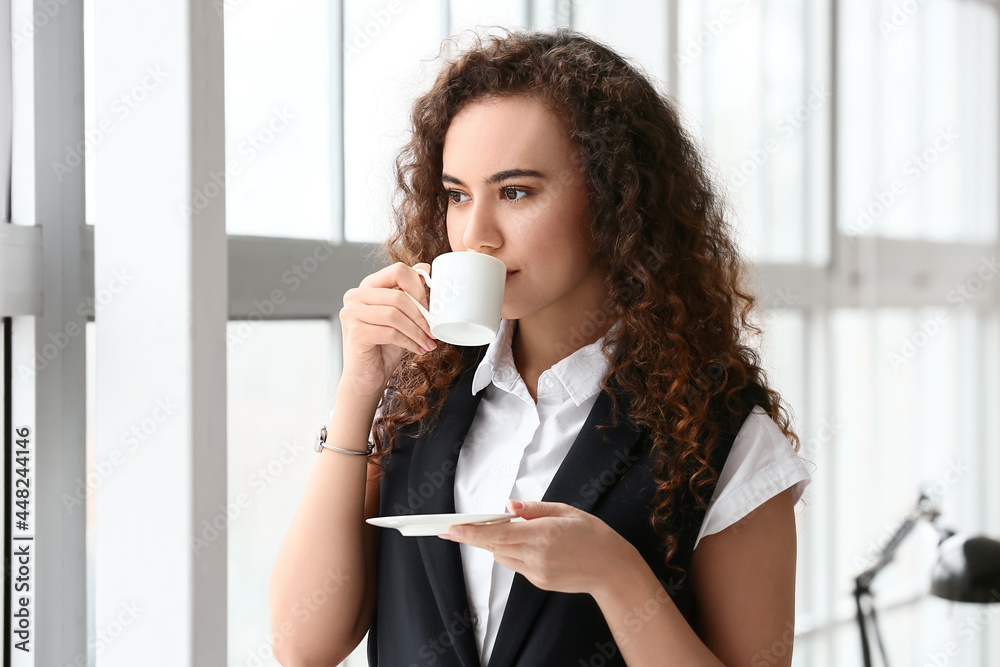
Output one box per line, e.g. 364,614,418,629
441,168,547,186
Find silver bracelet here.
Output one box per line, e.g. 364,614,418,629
314,426,374,456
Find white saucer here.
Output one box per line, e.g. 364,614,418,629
366,512,517,536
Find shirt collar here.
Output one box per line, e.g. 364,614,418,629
471,318,622,406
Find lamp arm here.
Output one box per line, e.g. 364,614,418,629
855,492,942,592
853,491,949,667
855,515,921,592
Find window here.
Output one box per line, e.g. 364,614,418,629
6,1,997,665
838,0,997,243
224,0,337,240
227,320,340,665
678,0,830,263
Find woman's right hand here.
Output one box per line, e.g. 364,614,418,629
338,261,436,399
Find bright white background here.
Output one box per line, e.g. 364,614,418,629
0,0,991,665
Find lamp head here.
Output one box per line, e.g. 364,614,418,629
931,533,1000,604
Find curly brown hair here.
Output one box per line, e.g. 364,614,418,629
368,26,800,581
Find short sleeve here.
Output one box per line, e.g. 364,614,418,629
692,406,812,551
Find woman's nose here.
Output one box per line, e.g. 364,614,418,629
461,200,502,251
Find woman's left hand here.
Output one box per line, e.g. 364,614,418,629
439,499,641,598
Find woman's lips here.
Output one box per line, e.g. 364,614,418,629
505,270,518,280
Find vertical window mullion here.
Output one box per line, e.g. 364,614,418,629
93,1,227,664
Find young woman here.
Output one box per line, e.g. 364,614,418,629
270,28,811,667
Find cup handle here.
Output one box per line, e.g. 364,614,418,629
413,266,433,289
403,266,433,326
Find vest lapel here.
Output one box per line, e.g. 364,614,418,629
486,386,645,667
408,348,645,667
411,349,490,667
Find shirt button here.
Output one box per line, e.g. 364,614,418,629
501,464,510,474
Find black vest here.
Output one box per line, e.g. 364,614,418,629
368,346,767,667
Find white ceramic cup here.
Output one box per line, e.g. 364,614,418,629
403,252,507,346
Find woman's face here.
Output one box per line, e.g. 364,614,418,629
441,95,602,323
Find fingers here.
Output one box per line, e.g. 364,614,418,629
344,262,438,355
491,552,527,571
351,288,434,343
441,521,526,545
360,261,431,311
356,302,433,354
358,322,431,357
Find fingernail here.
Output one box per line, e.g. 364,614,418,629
437,533,451,540
509,499,523,511
450,526,463,538
426,337,436,350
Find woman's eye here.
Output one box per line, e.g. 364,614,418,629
446,187,528,204
447,190,469,205
501,187,528,202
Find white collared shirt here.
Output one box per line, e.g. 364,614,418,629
451,318,812,666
